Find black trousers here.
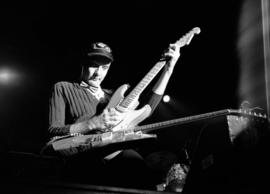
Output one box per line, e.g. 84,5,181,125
62,149,159,190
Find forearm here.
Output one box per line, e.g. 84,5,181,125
48,125,71,137
49,115,105,136
70,115,105,134
153,41,180,95
69,121,89,134
152,61,175,95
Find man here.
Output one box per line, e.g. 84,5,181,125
47,41,180,189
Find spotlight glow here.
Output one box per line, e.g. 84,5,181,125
0,68,18,84
163,95,170,103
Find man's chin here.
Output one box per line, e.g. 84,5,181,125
88,81,101,88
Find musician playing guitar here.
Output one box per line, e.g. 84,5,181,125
44,28,198,189
45,40,180,189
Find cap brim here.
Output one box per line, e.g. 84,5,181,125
87,52,113,62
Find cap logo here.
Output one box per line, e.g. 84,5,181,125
93,42,111,53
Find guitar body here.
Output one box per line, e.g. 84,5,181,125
106,84,152,132
103,84,152,159
107,84,134,109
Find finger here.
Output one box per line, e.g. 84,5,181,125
107,108,116,116
110,115,124,123
103,108,109,115
107,117,118,122
110,108,118,116
169,44,177,51
107,120,120,127
163,52,174,58
111,109,124,118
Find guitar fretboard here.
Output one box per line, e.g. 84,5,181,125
133,109,266,133
120,60,166,108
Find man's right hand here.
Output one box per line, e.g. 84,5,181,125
88,107,127,133
100,107,126,129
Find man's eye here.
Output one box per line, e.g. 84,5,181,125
102,65,110,70
88,63,99,67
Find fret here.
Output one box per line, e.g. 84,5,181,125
134,109,231,133
120,63,166,107
134,109,267,134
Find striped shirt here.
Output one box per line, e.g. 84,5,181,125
48,81,162,136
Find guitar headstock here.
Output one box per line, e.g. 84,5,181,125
227,108,268,142
175,27,201,48
229,108,268,120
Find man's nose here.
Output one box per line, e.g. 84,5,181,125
95,66,102,75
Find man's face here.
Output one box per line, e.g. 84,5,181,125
82,61,111,88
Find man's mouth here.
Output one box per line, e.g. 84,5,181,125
90,77,100,81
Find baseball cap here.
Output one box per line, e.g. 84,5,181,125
84,42,114,65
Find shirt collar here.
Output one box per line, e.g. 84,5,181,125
80,81,105,100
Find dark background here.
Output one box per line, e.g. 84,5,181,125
0,1,255,153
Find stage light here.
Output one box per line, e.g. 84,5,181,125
0,67,19,84
163,95,170,103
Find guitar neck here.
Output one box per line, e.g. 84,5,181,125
119,27,201,109
133,109,264,133
120,60,167,108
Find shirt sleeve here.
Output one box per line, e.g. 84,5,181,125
140,90,163,117
48,83,71,136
